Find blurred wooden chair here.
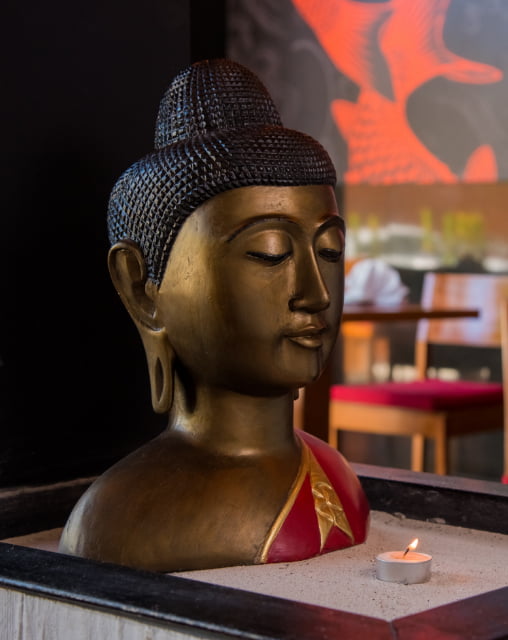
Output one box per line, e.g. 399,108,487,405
329,272,508,476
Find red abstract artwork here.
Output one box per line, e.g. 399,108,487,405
292,0,503,184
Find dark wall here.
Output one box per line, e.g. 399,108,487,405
1,0,225,487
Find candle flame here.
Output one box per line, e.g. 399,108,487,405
403,538,419,557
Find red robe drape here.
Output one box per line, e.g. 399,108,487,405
259,430,370,563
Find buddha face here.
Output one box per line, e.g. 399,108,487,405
156,185,345,396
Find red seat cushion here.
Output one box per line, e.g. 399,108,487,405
330,380,504,411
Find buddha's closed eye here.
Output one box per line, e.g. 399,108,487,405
318,248,343,263
246,250,292,265
246,247,342,265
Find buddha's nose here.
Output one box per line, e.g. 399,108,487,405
289,251,330,313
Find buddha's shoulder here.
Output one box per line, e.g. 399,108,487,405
57,435,282,569
57,438,194,555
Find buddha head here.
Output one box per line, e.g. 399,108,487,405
57,62,367,572
106,58,344,414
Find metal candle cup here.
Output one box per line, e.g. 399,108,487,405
376,549,432,584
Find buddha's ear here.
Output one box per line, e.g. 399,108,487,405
107,240,160,330
108,240,174,413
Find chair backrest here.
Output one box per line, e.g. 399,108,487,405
415,272,508,377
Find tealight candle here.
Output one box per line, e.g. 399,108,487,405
376,538,432,584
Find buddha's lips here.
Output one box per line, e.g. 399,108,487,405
285,325,327,348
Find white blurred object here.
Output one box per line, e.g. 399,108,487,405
344,258,410,305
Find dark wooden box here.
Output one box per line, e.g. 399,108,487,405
1,465,507,640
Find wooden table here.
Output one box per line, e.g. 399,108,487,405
300,303,480,441
341,303,481,322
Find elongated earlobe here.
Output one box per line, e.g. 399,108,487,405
142,331,175,414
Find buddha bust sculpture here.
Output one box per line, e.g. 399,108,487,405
59,59,370,572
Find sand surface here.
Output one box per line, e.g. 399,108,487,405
4,510,507,621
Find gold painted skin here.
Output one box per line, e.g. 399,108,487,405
59,185,345,572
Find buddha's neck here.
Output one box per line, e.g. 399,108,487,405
168,381,299,457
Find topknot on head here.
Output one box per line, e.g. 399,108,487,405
154,59,283,149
